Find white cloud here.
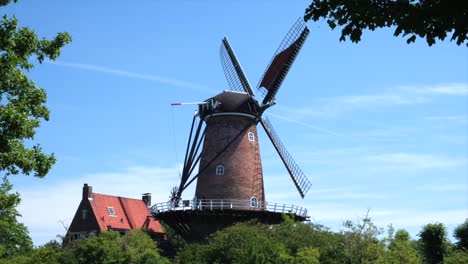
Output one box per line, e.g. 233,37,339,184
336,94,426,106
366,153,467,169
425,115,468,124
416,183,468,192
373,209,468,227
418,83,468,95
276,82,468,118
47,61,216,93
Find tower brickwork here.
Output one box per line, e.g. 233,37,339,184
194,91,265,203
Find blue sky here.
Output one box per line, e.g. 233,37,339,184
4,1,467,245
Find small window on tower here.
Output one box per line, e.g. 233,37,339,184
250,196,258,208
216,165,224,175
248,132,255,142
107,207,116,216
82,209,88,220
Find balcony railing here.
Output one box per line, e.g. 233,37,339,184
151,199,308,218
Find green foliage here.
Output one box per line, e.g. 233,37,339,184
65,231,126,264
269,216,346,264
0,1,69,260
341,214,386,263
28,240,63,264
419,222,449,264
63,230,169,264
1,1,71,178
386,227,420,264
304,0,468,46
445,250,468,264
123,229,169,264
0,176,32,258
0,240,62,264
157,222,186,257
292,247,320,264
176,222,290,264
454,218,468,251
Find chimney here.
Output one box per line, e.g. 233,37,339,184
142,193,151,207
83,183,93,200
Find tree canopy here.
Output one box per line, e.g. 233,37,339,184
304,0,468,46
418,222,448,264
0,177,32,258
0,0,71,178
454,219,468,251
0,0,70,258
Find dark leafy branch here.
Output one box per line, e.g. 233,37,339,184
304,0,468,46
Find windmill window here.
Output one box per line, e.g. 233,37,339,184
82,209,88,220
107,206,116,216
216,165,224,175
250,196,258,208
248,132,255,142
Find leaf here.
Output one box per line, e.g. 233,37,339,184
327,19,337,29
406,35,417,44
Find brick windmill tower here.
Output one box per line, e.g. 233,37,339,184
153,19,312,241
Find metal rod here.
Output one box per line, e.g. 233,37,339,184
182,115,197,170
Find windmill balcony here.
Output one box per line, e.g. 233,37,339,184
150,199,308,218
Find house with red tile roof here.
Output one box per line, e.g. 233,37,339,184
68,183,165,240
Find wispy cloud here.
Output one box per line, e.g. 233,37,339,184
414,83,468,95
425,115,468,124
336,94,426,106
48,61,216,93
267,113,342,136
416,183,468,192
276,83,468,118
366,153,467,169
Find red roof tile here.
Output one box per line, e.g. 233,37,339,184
89,193,163,233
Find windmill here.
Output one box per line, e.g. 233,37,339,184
153,18,312,241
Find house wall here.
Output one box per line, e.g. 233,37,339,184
68,198,100,238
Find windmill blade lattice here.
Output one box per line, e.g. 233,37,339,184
220,37,255,96
257,18,310,105
261,117,312,198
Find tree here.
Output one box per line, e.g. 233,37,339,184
64,230,169,264
176,222,290,264
1,0,71,178
292,247,320,264
0,176,32,258
386,228,420,264
454,219,468,251
268,216,346,264
0,0,70,259
122,229,169,264
444,250,468,264
304,0,468,46
418,222,448,264
341,214,386,263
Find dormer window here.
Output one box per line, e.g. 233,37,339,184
107,206,116,216
216,165,224,175
248,132,255,142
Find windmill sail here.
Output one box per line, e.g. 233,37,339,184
220,37,254,96
261,117,312,198
258,19,310,105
